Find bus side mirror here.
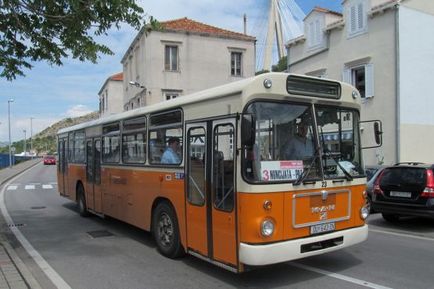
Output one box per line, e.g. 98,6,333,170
374,121,382,145
360,120,383,149
241,114,255,148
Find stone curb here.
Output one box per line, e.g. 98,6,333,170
0,160,43,289
2,243,42,289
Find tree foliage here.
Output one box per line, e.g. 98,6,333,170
0,0,146,80
272,56,287,72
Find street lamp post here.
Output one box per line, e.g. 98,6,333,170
30,117,34,159
8,99,14,168
23,129,26,156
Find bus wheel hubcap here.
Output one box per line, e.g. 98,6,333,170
158,213,173,247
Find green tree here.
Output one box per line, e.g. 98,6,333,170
0,0,147,80
272,56,288,72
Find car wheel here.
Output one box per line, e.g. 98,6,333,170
152,202,184,258
77,185,89,217
382,213,399,222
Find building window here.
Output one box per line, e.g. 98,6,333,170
307,18,322,48
165,45,178,71
348,0,367,37
231,52,242,76
343,63,374,98
162,90,182,101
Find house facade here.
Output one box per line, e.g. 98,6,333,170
121,18,256,111
286,0,434,165
98,72,124,117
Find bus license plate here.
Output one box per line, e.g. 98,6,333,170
310,222,335,235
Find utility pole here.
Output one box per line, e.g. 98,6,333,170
23,129,26,156
30,117,34,159
8,99,14,168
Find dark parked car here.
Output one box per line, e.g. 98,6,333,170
371,162,434,222
365,166,386,213
43,155,56,165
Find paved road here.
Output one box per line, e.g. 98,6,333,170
2,163,434,289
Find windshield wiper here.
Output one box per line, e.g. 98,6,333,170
322,148,353,181
293,146,321,186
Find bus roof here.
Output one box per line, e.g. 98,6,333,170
58,73,359,135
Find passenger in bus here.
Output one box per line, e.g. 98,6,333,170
284,120,314,160
161,137,181,164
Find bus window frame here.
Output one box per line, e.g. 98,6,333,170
102,122,121,164
148,108,184,167
121,116,147,165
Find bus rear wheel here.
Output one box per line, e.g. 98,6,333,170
77,184,89,217
152,202,184,258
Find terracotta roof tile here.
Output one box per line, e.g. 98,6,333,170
305,6,343,19
110,72,123,81
160,17,255,41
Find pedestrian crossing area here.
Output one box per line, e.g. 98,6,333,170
6,183,57,191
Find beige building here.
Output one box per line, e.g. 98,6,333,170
286,0,434,165
98,72,124,117
121,17,256,111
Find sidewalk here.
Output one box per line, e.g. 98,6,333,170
0,159,43,289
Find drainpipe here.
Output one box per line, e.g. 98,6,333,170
395,1,401,164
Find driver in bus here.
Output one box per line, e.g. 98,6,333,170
161,137,181,164
284,119,314,160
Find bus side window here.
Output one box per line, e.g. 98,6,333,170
149,110,183,165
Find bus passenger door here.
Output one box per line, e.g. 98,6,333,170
186,118,237,268
58,139,67,196
86,139,102,213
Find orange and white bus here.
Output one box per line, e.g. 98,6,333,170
57,73,381,272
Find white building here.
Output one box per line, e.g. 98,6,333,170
286,0,434,165
121,17,256,110
98,72,123,117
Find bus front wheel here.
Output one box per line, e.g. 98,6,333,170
152,202,184,258
77,184,89,217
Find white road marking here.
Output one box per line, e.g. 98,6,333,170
7,186,18,191
42,185,53,189
49,182,58,185
291,262,393,289
370,228,434,242
0,167,71,289
24,185,35,190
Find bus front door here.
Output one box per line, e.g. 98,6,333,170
186,118,237,268
58,139,68,197
86,139,102,213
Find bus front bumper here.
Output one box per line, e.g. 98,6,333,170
239,225,368,266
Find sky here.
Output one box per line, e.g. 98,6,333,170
0,0,342,143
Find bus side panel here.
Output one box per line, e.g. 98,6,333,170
238,192,285,244
99,167,187,248
67,164,85,202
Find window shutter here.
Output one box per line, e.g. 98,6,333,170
309,22,314,46
365,64,374,98
315,19,321,45
350,5,356,33
342,68,351,84
357,3,364,30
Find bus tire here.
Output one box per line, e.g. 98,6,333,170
77,184,89,217
152,202,184,258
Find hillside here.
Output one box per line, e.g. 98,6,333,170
34,111,99,139
0,111,99,155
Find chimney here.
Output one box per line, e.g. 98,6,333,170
243,14,247,35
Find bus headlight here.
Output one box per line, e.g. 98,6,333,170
261,219,274,237
360,206,369,220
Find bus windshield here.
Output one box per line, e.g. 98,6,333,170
243,101,364,183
